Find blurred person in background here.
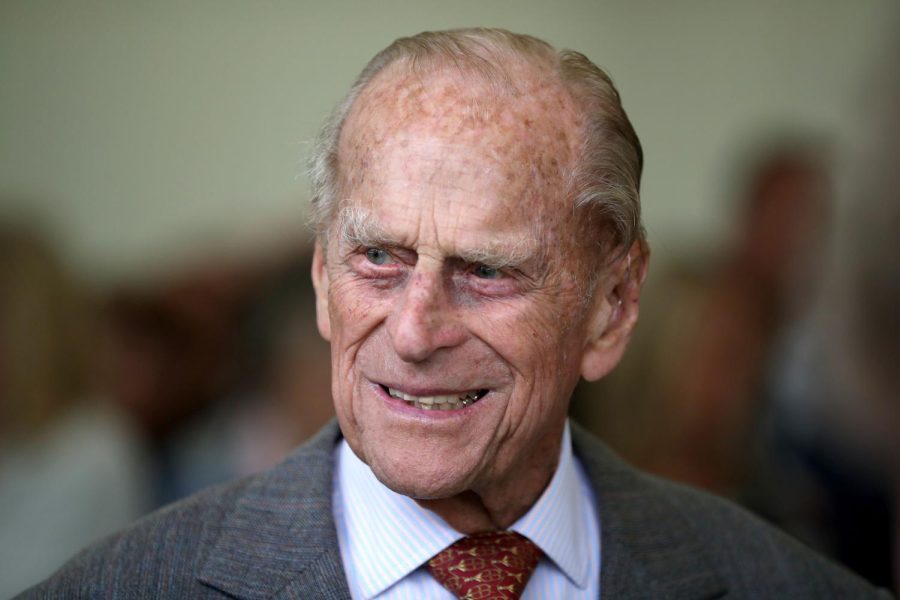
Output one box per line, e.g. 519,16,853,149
134,250,334,499
227,251,333,476
744,22,900,591
573,140,831,491
0,222,152,597
98,270,243,506
95,248,332,506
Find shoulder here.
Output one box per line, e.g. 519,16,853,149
17,423,341,599
16,477,252,598
653,476,886,597
571,423,893,599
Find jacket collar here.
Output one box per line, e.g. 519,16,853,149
197,422,350,599
197,420,726,600
572,423,727,600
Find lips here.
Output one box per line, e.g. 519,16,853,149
382,385,488,410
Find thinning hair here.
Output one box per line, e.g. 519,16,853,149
308,28,645,257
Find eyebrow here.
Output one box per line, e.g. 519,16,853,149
337,205,393,248
336,204,544,269
455,239,542,269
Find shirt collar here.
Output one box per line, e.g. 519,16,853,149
334,421,592,598
509,422,592,588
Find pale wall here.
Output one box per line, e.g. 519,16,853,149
0,0,894,285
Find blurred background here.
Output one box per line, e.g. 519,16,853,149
1,0,898,595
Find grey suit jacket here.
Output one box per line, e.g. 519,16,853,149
21,421,892,599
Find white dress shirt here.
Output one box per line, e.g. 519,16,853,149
332,421,601,599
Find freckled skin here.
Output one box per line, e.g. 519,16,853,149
313,62,623,532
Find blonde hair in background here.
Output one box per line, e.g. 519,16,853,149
0,226,93,440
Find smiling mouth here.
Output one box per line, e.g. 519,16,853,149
382,385,488,410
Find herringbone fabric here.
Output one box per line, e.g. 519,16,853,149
426,531,542,600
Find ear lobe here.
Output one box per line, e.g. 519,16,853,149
580,240,649,381
311,241,332,342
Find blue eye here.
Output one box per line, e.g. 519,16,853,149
473,264,501,279
365,248,391,265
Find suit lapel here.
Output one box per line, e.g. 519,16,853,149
572,424,727,600
197,422,351,599
196,419,726,599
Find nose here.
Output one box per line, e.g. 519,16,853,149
388,267,467,363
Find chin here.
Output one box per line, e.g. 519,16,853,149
367,452,472,500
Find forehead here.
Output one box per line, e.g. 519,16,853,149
338,61,584,209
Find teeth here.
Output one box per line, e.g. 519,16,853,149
387,387,483,410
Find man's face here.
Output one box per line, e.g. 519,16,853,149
314,67,607,501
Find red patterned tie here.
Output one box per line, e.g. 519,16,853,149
426,531,543,600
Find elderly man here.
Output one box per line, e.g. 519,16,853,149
24,28,889,600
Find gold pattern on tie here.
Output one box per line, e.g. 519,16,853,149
426,531,543,600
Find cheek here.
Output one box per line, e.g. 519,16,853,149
325,279,388,394
530,294,588,375
328,278,384,335
482,295,582,373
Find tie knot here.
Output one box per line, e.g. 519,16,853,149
427,531,542,599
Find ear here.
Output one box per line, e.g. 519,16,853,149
580,240,649,381
311,240,332,342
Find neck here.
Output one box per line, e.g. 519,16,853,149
416,426,564,534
